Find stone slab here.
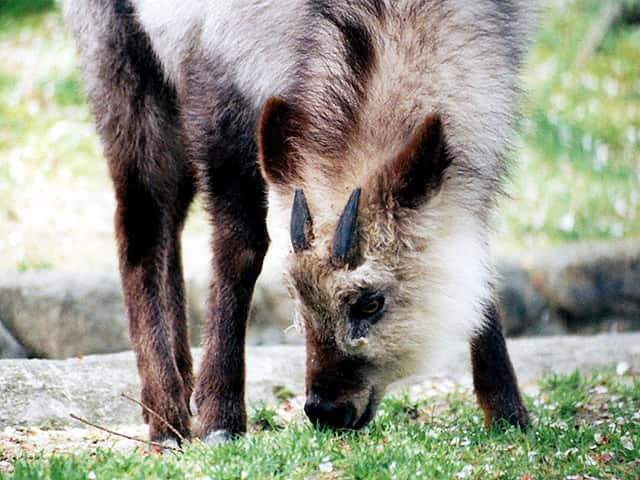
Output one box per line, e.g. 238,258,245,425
0,333,638,430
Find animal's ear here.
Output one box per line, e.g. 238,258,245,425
373,114,451,209
257,96,301,187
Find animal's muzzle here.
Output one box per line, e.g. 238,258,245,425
304,393,357,429
304,390,377,430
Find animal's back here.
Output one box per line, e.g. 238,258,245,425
66,0,533,107
66,0,307,110
66,0,534,200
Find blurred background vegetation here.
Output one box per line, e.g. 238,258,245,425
0,0,638,272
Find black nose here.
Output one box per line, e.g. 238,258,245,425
304,394,356,430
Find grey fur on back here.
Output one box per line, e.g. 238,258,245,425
66,0,535,183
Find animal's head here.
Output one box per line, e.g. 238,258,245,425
257,97,492,430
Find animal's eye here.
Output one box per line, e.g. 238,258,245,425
350,291,386,320
361,298,383,315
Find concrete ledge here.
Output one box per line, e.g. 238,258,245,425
1,333,638,430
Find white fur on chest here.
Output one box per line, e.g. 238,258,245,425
132,0,304,106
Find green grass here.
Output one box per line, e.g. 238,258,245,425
498,0,640,246
0,0,55,21
1,370,638,479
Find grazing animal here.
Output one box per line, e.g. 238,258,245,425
66,0,534,445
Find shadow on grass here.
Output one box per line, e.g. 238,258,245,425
0,0,56,20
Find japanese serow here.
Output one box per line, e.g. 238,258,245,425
66,0,534,446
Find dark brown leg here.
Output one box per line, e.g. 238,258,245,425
165,184,197,415
182,80,270,440
79,0,196,444
470,303,530,429
194,204,269,440
100,39,195,444
114,170,195,444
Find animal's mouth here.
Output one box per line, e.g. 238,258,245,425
304,387,380,431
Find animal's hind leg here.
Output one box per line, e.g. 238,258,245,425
470,303,530,429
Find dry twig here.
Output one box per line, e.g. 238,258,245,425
69,414,180,452
120,393,186,443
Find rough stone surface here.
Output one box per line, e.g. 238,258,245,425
496,261,557,336
0,334,638,430
0,321,27,359
528,241,640,333
0,268,298,359
0,346,306,429
0,272,129,359
497,240,640,336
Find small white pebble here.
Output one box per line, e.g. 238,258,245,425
593,385,608,395
319,461,333,473
455,465,473,479
616,362,630,376
556,447,578,458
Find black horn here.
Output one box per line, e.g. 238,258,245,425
291,188,313,253
332,188,362,267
